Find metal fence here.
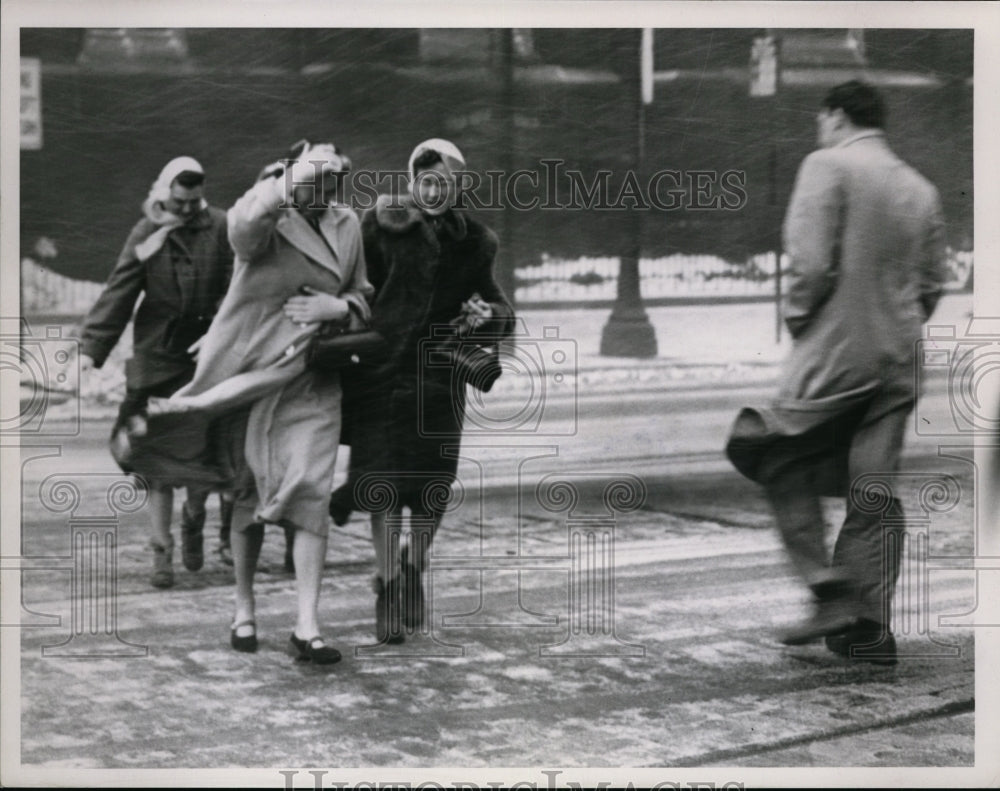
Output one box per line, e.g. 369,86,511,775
21,248,975,315
514,249,974,305
21,257,105,314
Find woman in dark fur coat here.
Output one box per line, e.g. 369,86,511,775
330,138,515,643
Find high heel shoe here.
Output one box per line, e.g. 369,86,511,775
150,537,175,589
230,619,258,653
289,632,342,665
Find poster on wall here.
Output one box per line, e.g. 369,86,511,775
20,56,41,149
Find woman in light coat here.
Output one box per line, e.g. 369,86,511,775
156,141,372,664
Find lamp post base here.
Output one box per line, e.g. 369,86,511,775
599,311,658,358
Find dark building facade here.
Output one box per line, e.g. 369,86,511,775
20,29,972,285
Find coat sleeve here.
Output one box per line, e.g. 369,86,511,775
471,226,516,339
782,151,844,338
78,220,149,367
227,176,287,262
339,213,375,323
360,209,387,294
918,190,949,321
218,213,235,300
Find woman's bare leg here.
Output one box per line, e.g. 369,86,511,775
231,504,262,634
292,529,328,639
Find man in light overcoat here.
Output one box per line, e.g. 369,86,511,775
726,80,948,663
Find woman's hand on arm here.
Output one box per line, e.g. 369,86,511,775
282,285,350,324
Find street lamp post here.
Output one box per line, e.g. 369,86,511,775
496,29,518,305
749,31,783,343
600,28,657,359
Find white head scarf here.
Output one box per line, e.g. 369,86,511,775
135,156,207,261
407,138,465,181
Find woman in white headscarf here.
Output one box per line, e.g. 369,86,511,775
329,138,515,644
153,140,372,665
79,156,233,590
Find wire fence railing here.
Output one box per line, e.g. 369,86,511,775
21,248,975,314
514,249,974,304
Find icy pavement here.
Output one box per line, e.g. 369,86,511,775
15,459,977,770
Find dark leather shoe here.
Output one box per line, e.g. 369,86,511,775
400,546,425,630
780,581,858,645
230,619,258,653
150,538,175,589
180,501,205,572
289,633,342,665
825,618,898,665
375,576,405,644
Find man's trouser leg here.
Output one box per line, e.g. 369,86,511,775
762,451,844,589
833,403,911,626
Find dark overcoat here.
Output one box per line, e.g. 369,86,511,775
79,206,233,486
340,195,515,514
80,207,233,389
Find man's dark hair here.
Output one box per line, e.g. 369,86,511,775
822,80,886,129
173,170,205,189
412,149,444,173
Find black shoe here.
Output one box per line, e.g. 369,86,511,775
374,576,405,645
289,633,342,665
150,538,175,589
780,581,857,646
400,546,425,630
825,618,898,666
180,501,206,572
230,619,258,653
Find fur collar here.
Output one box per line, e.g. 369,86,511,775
374,194,467,241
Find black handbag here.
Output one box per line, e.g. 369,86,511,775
435,303,504,393
437,340,502,393
305,304,386,371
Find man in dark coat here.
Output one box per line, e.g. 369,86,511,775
79,156,233,588
725,81,948,663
